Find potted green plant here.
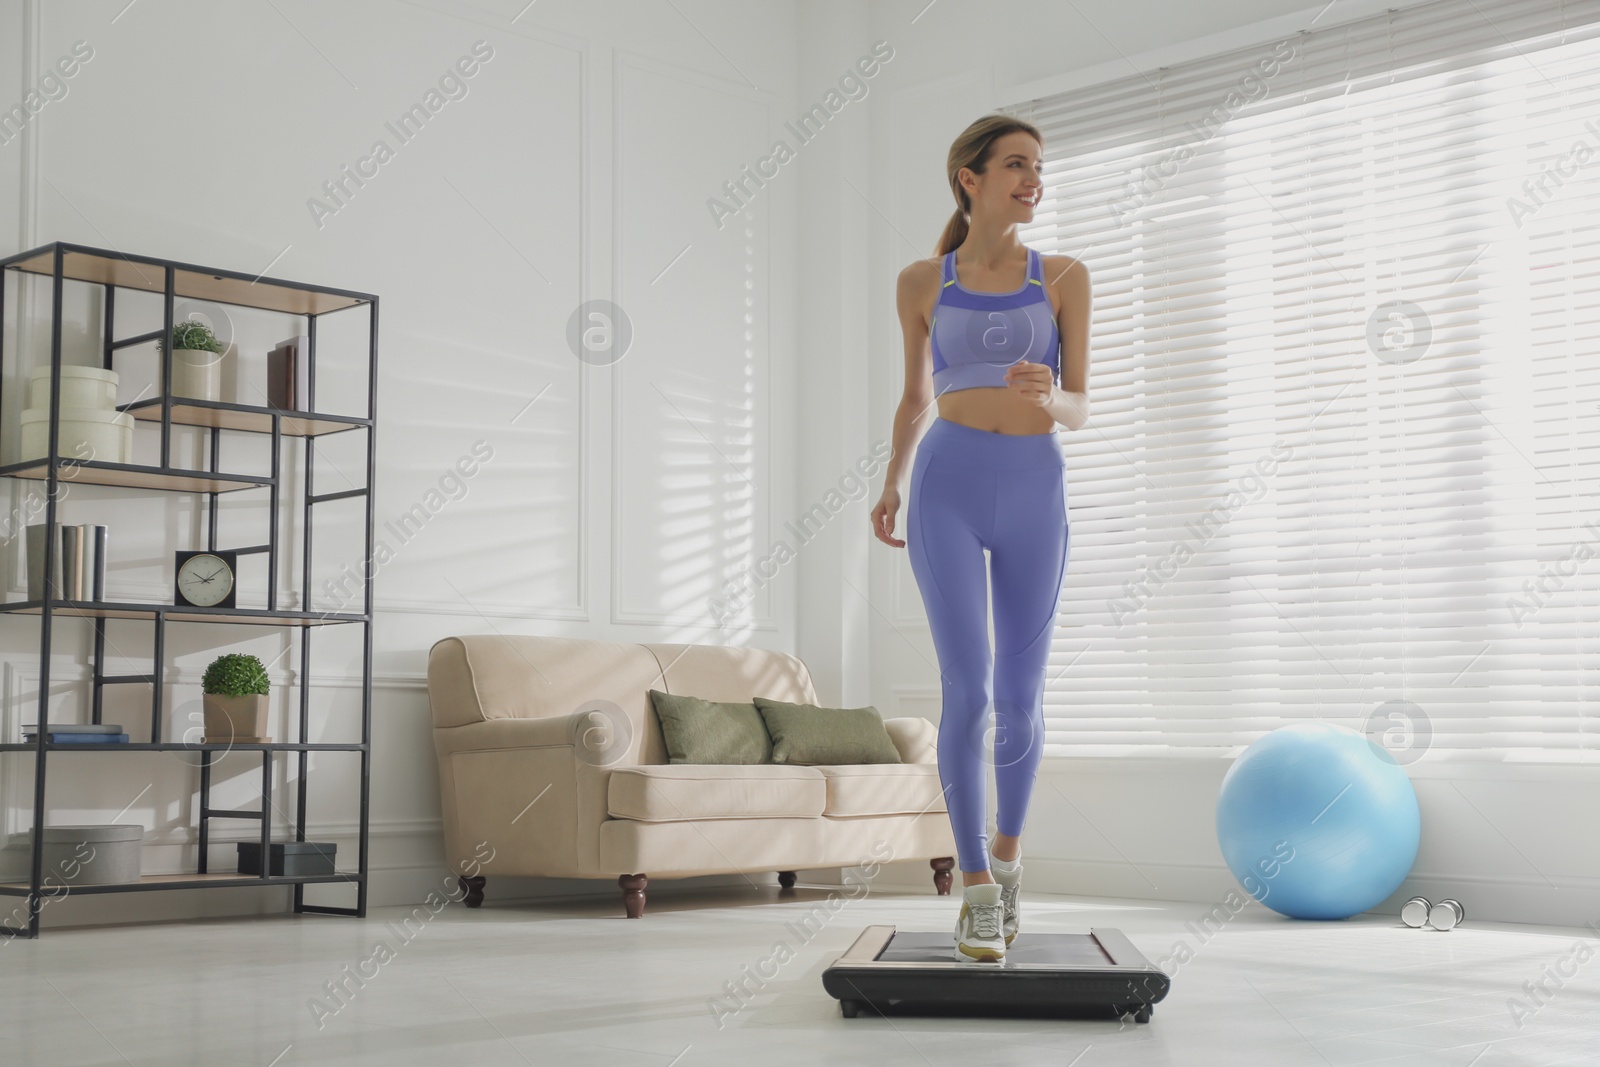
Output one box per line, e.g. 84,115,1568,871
156,320,225,402
202,653,270,743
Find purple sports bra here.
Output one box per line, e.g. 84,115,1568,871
930,247,1060,396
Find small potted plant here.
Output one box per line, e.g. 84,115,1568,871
202,653,270,743
156,320,225,402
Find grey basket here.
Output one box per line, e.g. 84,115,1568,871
30,824,143,885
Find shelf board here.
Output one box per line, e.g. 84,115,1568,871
0,742,366,753
1,243,373,316
0,457,271,493
0,871,355,896
119,397,369,437
0,599,366,626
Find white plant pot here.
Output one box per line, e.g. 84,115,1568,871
170,348,223,402
28,365,119,411
203,693,270,743
20,406,133,463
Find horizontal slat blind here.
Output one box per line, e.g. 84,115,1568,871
1007,0,1600,760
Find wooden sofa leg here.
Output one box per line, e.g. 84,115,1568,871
778,871,797,889
620,873,647,918
931,857,954,895
457,876,486,908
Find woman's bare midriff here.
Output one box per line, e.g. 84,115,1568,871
936,386,1056,435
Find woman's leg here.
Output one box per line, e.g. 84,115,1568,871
906,446,995,882
987,461,1069,853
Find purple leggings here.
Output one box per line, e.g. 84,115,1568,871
906,417,1069,873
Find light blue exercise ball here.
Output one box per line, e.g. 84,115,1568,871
1216,722,1420,920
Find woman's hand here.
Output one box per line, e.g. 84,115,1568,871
1005,362,1090,430
871,486,906,548
1004,360,1056,406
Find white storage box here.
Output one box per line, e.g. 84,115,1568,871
20,406,133,464
28,365,119,411
32,824,143,885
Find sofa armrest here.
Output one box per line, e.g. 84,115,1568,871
433,710,639,764
884,716,936,764
433,711,637,880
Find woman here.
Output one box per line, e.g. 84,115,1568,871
869,114,1091,964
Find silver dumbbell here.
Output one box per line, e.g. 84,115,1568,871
1400,895,1465,930
1428,898,1465,931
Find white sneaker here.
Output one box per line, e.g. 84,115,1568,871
953,882,1006,963
992,863,1022,946
989,851,1022,946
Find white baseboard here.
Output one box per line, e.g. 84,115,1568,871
864,856,1600,932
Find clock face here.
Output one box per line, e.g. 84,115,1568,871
178,553,234,607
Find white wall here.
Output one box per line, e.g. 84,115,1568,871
0,0,801,927
2,0,1588,933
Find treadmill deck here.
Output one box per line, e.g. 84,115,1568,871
822,925,1171,1021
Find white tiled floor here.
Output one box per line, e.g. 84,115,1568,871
2,883,1596,1066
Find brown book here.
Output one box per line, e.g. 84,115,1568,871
267,335,310,410
267,342,294,409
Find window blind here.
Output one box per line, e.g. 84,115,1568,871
1007,0,1600,760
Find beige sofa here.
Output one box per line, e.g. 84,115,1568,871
426,634,957,917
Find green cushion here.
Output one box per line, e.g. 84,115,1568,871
647,689,773,765
753,697,903,766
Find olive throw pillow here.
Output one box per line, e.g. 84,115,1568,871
752,697,903,766
647,689,773,765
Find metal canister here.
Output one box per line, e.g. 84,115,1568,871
1428,898,1465,930
87,524,107,600
60,524,87,600
1400,895,1431,928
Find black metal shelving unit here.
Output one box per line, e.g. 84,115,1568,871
0,241,378,939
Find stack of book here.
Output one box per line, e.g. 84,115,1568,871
22,723,129,744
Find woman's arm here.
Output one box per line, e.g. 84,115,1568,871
882,260,941,492
1042,387,1089,431
870,260,940,548
1007,253,1091,431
